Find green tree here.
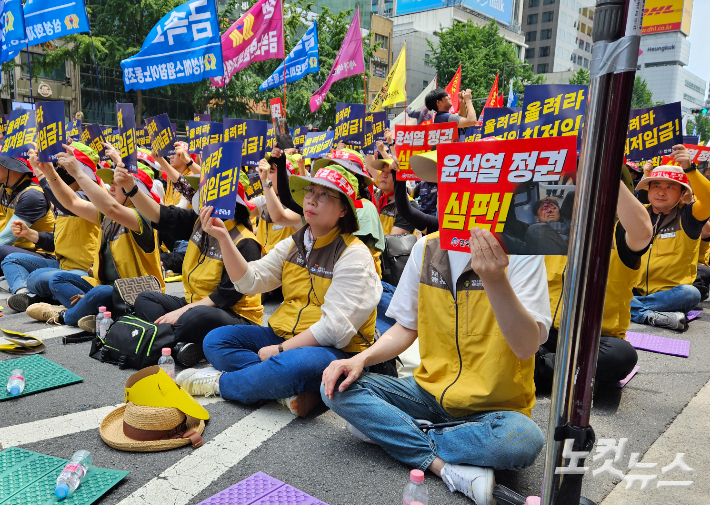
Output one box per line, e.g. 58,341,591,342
631,76,663,109
428,20,544,113
568,68,589,85
686,114,710,144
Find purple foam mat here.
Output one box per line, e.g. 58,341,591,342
626,332,690,358
687,310,702,321
610,365,639,388
197,472,329,505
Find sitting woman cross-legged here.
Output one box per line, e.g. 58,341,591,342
176,165,382,418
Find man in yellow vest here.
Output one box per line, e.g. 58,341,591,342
322,225,551,504
0,156,55,272
1,143,101,312
157,141,199,208
631,145,710,330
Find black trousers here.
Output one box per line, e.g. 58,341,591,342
535,328,638,388
160,251,185,273
133,291,256,345
693,264,710,302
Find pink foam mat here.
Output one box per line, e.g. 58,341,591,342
610,365,639,388
625,332,690,358
687,310,702,321
197,472,329,505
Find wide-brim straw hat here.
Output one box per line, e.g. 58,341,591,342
100,402,205,452
370,158,396,172
635,165,692,193
409,150,438,183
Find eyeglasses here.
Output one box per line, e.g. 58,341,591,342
302,186,341,204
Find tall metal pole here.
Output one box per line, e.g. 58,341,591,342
540,1,643,504
25,46,33,105
89,32,104,125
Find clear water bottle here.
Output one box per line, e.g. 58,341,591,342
403,469,428,505
6,369,25,396
158,348,175,379
96,306,106,340
55,450,93,499
99,312,113,339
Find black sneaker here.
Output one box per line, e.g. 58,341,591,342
7,292,33,312
175,342,205,367
646,311,689,332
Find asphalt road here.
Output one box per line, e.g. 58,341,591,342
1,279,708,505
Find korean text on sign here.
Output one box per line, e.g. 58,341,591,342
224,118,267,167
334,103,366,148
188,121,223,155
1,109,37,158
394,122,459,180
199,142,243,219
146,113,176,156
81,124,107,160
482,107,522,140
522,84,587,151
625,102,683,161
116,103,138,173
302,130,334,159
35,101,66,163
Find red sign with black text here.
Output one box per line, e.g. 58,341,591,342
438,136,577,254
394,122,458,180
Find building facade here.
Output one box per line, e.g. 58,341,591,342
368,14,395,105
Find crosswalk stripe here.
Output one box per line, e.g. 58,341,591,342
116,403,295,505
0,397,223,449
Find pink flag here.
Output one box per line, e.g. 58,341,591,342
210,0,284,87
309,7,364,113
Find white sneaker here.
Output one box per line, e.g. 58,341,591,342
175,367,221,397
440,463,495,505
347,423,374,443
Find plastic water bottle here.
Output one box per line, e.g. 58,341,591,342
99,312,113,339
158,348,175,380
96,306,106,340
6,369,25,396
403,469,428,505
55,450,93,499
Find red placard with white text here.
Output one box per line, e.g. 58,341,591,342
270,98,284,122
438,136,577,254
394,122,458,180
684,144,710,163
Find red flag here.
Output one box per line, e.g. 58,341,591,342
497,92,504,107
484,73,499,109
445,65,462,113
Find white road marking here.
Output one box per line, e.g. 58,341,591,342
116,403,296,505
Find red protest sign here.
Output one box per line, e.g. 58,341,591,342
270,98,284,122
684,144,710,163
438,136,577,254
394,122,458,180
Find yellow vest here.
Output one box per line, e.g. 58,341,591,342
255,203,298,253
698,238,710,266
164,167,192,207
379,200,397,236
635,205,700,296
53,209,100,272
415,233,535,418
546,222,643,338
268,226,376,354
84,211,165,291
0,183,55,254
182,220,264,325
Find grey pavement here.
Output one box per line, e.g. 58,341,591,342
0,279,708,505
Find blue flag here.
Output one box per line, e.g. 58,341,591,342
23,0,90,47
1,0,26,64
121,0,223,91
259,20,319,92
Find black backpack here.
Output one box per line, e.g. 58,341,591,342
381,234,417,287
89,315,177,370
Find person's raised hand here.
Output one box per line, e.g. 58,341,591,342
384,128,393,145
257,158,270,185
199,205,229,239
270,146,283,159
469,227,508,280
336,140,346,150
11,220,30,238
462,89,472,101
113,166,135,192
285,148,298,155
643,160,654,178
55,145,82,176
321,356,365,399
670,144,691,170
297,157,305,175
102,142,123,167
175,142,190,164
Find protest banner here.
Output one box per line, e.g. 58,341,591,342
302,130,334,159
334,103,366,148
625,102,683,161
35,101,66,162
481,107,522,139
270,98,284,122
684,144,710,163
195,114,211,121
1,109,36,158
224,118,268,166
0,116,6,135
292,127,308,149
135,126,152,148
461,126,482,143
23,0,90,46
275,118,294,149
188,121,223,155
684,135,699,145
260,20,319,91
211,0,284,87
122,0,223,90
364,119,375,155
145,113,176,156
394,122,459,180
199,141,243,219
81,123,108,160
116,103,138,173
266,124,276,150
437,135,577,255
245,172,264,199
521,84,587,151
65,119,82,142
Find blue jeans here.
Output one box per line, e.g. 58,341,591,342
376,281,397,335
630,284,701,323
321,374,545,471
203,325,351,405
1,253,59,294
48,271,113,326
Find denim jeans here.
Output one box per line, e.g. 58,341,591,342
1,253,59,294
203,325,350,405
48,271,114,326
630,284,701,323
28,268,87,299
321,374,545,471
0,246,47,275
376,281,397,335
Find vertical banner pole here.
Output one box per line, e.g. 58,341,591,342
89,32,104,125
26,46,34,105
223,80,227,119
283,59,286,112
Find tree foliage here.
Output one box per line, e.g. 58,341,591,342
686,114,710,144
428,21,544,112
631,76,663,109
568,68,589,85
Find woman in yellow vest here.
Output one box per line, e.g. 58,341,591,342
631,145,710,330
0,156,55,271
114,166,265,368
157,141,200,208
176,165,381,418
1,143,100,312
25,143,163,327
